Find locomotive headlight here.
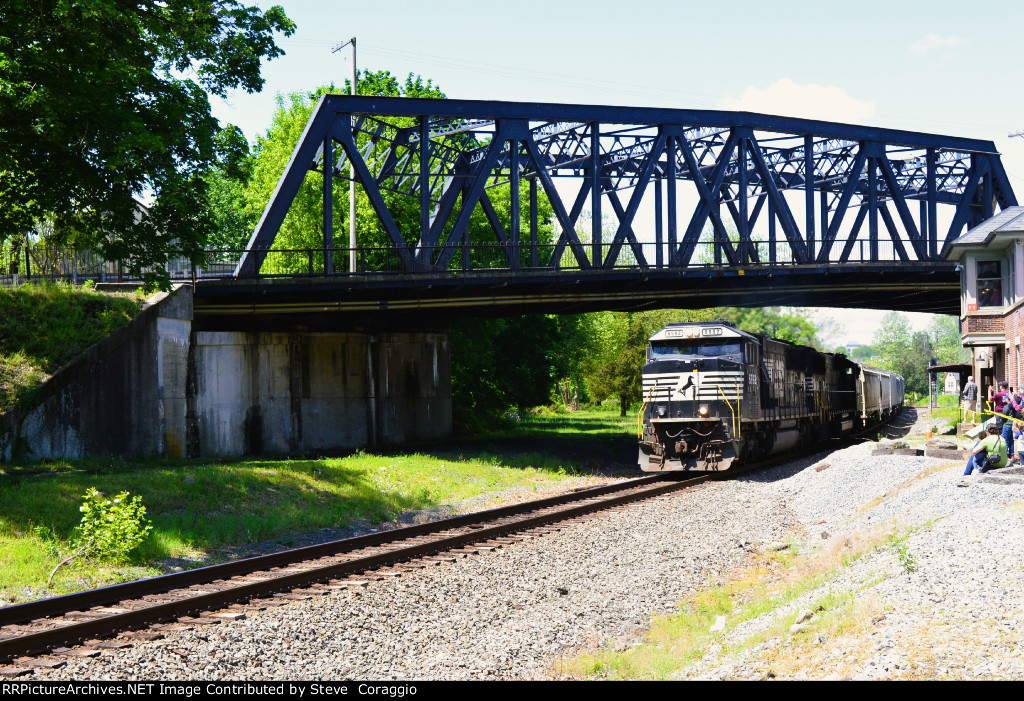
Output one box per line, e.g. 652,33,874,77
698,403,710,417
656,405,667,417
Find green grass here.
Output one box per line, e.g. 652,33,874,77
0,445,592,602
910,393,959,408
476,405,635,440
0,283,146,414
559,568,836,680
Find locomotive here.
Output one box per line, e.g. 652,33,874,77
637,320,904,472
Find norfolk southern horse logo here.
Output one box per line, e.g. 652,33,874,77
674,374,695,399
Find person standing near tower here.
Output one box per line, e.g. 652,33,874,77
962,376,979,423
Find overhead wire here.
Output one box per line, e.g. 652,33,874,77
283,39,1014,138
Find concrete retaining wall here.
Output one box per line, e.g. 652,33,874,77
0,286,452,461
0,286,192,461
191,330,450,456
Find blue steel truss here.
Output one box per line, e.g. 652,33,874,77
235,96,1016,277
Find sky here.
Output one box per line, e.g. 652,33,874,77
207,0,1024,346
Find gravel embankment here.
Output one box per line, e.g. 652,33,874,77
26,408,1024,680
689,424,1024,680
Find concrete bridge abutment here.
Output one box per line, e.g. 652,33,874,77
1,285,452,462
191,328,451,457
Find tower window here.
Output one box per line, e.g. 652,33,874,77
977,260,1002,307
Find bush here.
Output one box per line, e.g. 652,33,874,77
46,487,153,586
73,487,153,563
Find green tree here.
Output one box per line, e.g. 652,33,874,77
926,315,968,365
242,84,348,262
873,311,933,394
719,307,823,348
851,345,875,361
206,125,255,251
586,308,718,416
874,312,912,367
908,330,934,394
452,314,585,430
0,1,295,286
554,313,599,407
587,312,652,417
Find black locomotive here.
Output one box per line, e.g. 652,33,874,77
638,321,904,472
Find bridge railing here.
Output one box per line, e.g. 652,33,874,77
217,239,925,276
0,243,208,287
0,239,940,287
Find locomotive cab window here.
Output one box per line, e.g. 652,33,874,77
977,260,1002,308
650,340,743,359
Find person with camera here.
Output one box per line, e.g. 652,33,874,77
963,423,1008,476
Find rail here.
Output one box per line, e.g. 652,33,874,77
0,473,706,662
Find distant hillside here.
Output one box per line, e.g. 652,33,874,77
0,284,145,414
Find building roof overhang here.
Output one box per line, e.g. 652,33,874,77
962,332,1007,347
948,207,1024,260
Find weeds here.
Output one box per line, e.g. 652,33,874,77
0,447,591,601
557,521,923,680
888,532,918,574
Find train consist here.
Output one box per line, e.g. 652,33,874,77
638,320,904,472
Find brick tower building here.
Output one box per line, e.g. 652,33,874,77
948,206,1024,392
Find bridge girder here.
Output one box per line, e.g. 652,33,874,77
236,96,1015,278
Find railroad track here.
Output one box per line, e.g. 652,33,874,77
0,472,708,673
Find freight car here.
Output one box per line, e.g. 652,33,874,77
637,320,904,472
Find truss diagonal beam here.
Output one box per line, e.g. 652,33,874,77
673,131,739,266
237,95,1015,280
674,133,736,265
520,126,592,269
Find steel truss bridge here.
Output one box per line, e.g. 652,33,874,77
201,96,1017,322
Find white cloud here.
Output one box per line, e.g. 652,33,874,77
717,78,876,124
909,33,966,54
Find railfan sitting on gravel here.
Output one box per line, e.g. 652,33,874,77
637,321,904,472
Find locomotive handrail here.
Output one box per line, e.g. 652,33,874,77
717,385,738,438
638,383,659,440
737,386,741,438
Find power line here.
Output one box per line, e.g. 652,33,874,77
275,37,1018,137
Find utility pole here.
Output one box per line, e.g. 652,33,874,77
333,37,358,273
